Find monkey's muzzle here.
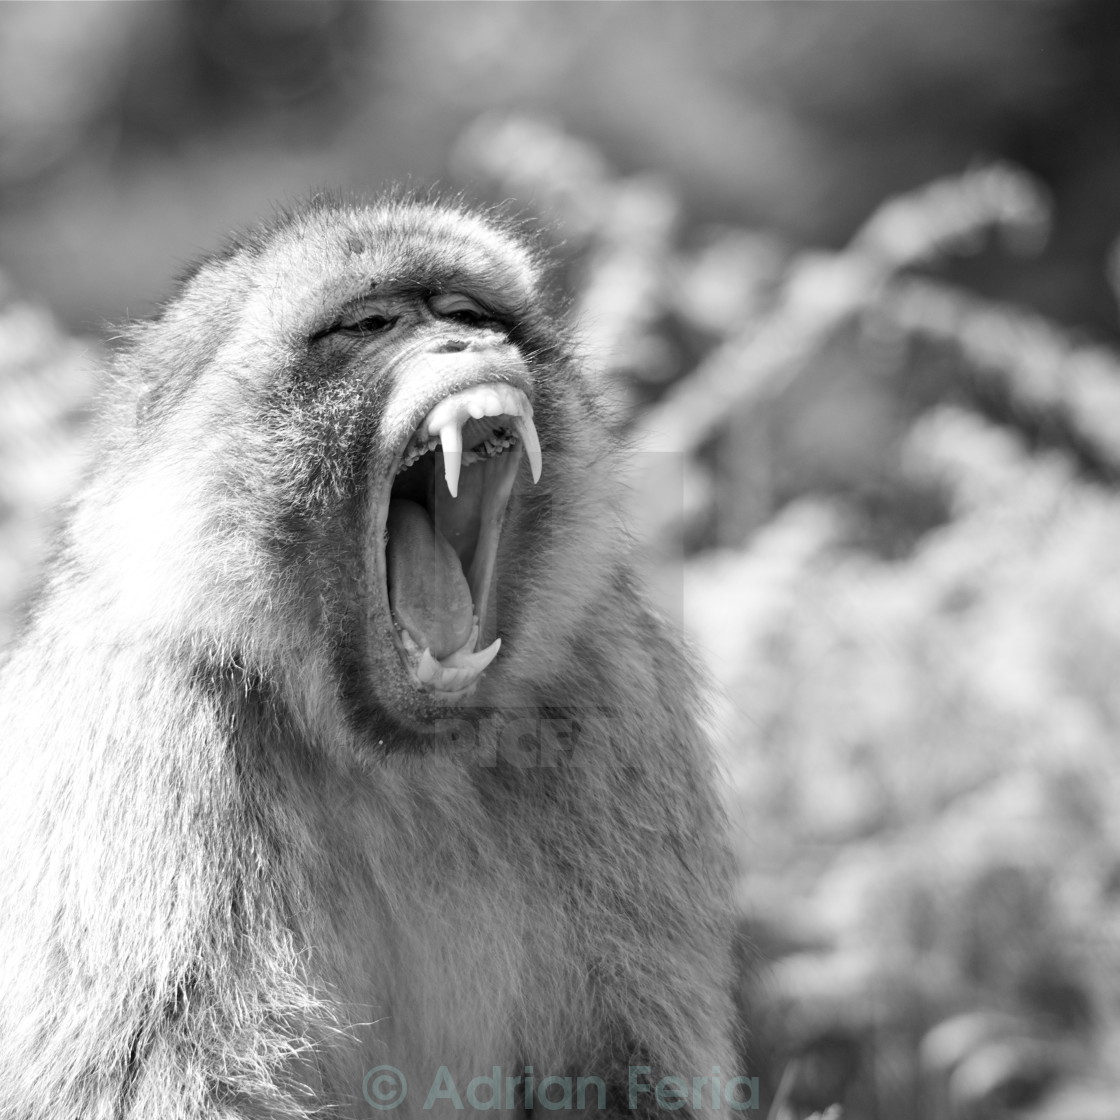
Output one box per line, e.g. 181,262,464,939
385,381,541,699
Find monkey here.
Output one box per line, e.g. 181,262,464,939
0,195,741,1119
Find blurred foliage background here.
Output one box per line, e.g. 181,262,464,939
3,3,1120,1117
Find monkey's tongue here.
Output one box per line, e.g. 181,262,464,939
386,499,475,660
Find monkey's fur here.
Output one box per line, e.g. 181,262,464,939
0,197,738,1119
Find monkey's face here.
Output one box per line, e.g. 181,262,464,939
126,200,591,740
334,290,542,720
266,202,562,736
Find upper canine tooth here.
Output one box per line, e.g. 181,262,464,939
439,422,463,497
514,413,543,483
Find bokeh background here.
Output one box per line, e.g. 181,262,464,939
3,3,1120,1117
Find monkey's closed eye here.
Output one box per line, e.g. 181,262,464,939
429,293,496,327
340,313,398,335
310,300,400,342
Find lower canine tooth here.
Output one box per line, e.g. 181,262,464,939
443,637,501,672
417,649,441,684
414,637,501,692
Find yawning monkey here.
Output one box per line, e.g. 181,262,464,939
0,196,739,1119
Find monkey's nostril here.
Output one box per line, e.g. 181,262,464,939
432,339,469,354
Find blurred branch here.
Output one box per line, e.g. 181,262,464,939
880,278,1120,479
850,162,1050,272
636,162,1051,460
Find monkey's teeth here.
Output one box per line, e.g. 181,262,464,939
418,383,542,489
416,649,440,685
400,437,437,471
439,422,463,497
442,637,501,672
513,413,543,483
415,638,501,693
462,431,515,465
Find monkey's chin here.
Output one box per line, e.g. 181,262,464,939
378,380,542,707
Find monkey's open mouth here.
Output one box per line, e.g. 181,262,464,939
385,382,542,698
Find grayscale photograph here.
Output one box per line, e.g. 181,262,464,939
0,4,1117,1119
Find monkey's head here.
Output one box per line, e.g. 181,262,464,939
93,196,614,742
